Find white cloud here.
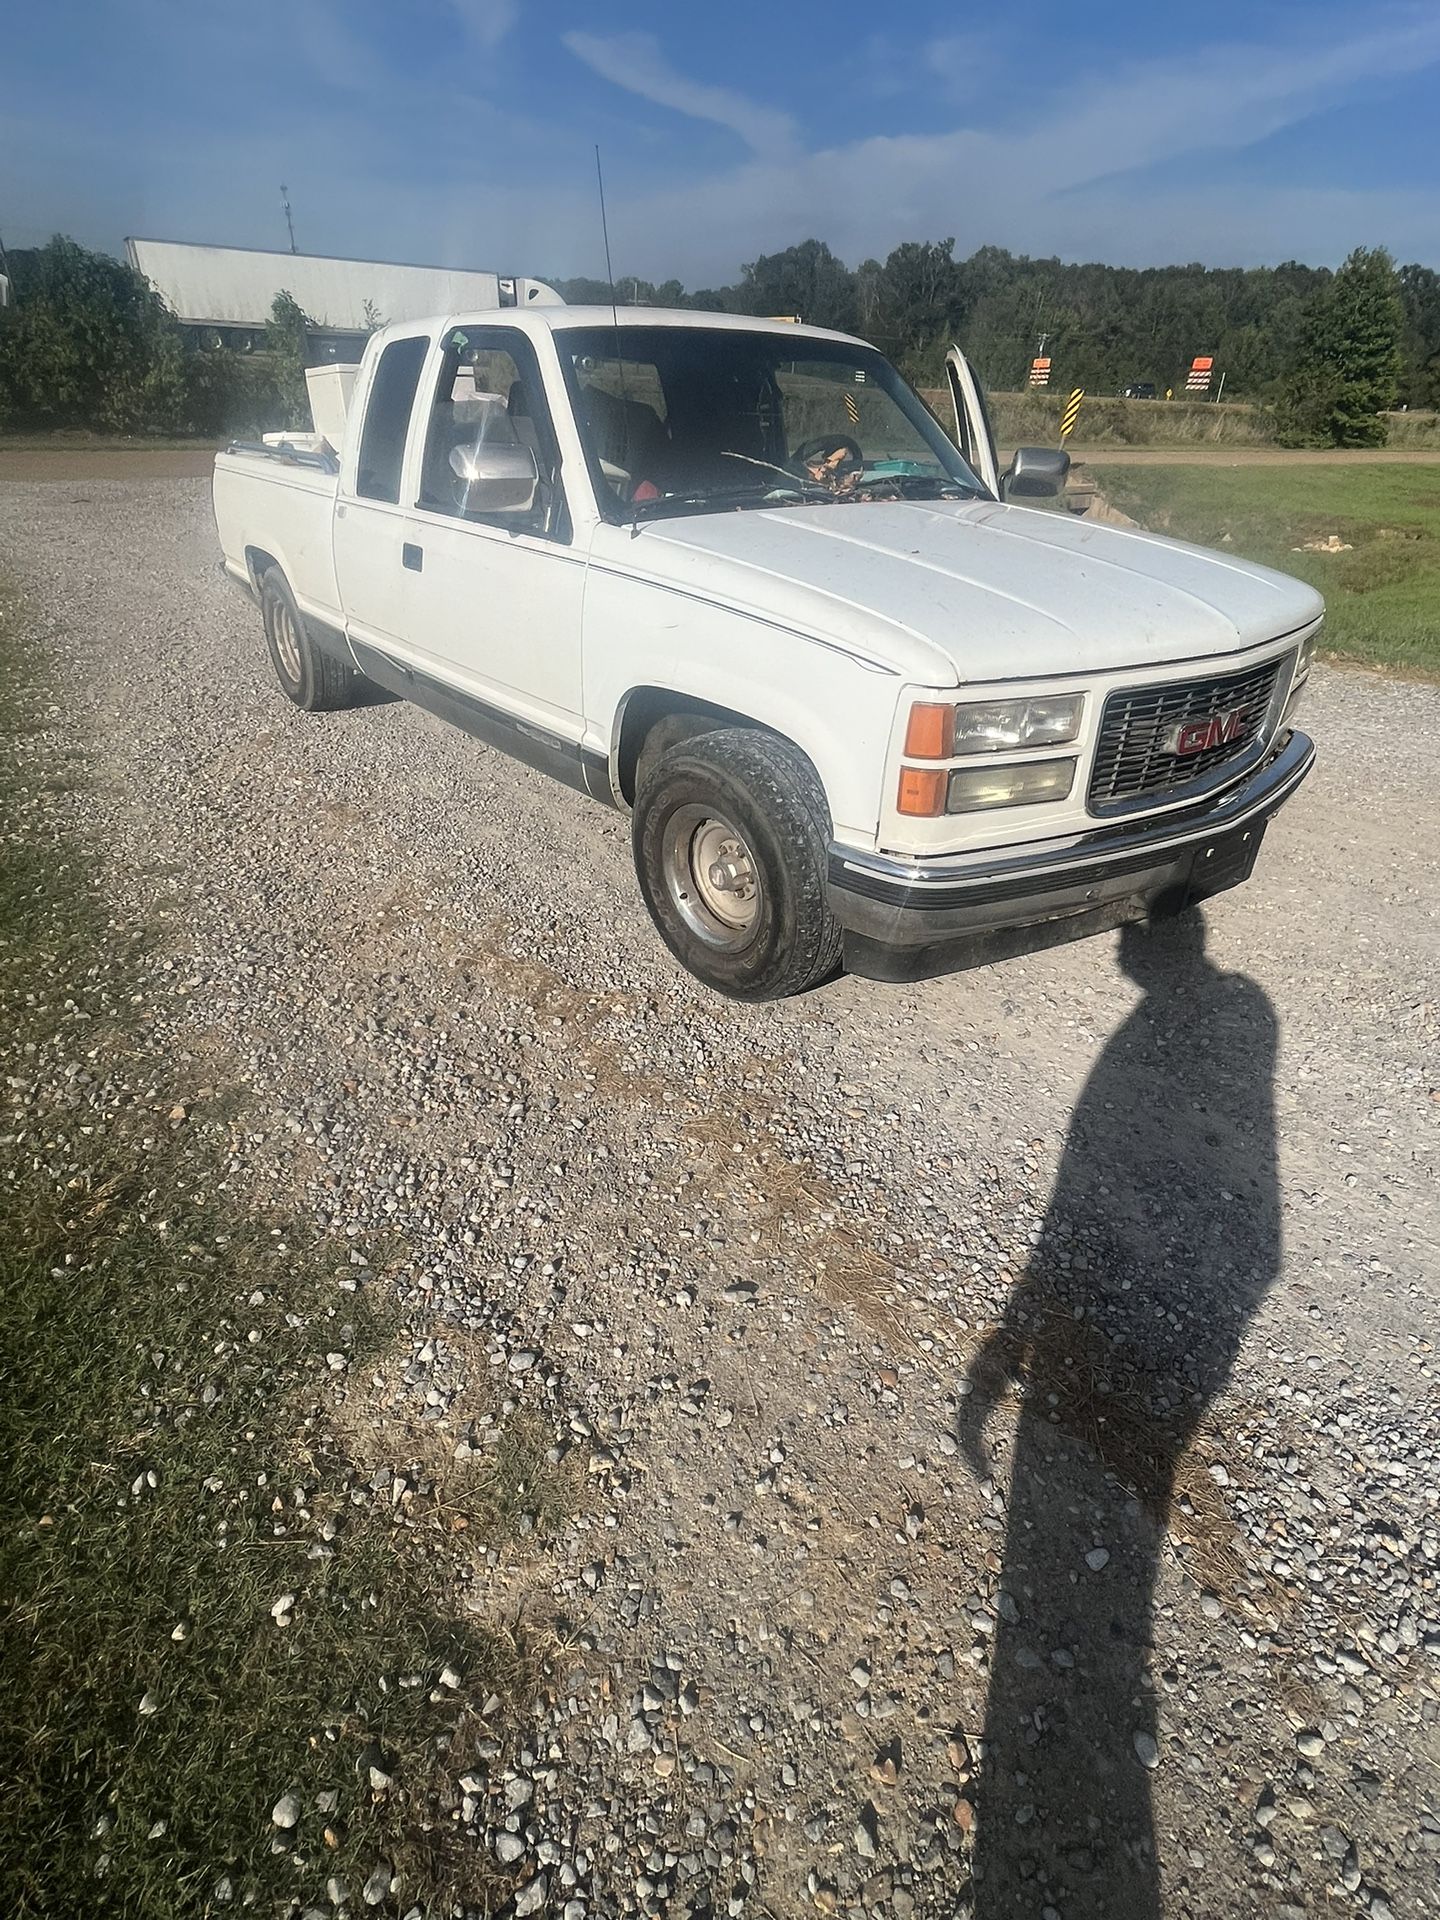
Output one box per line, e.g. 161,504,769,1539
562,31,797,158
552,11,1440,280
451,0,516,52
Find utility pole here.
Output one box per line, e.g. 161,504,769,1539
1027,283,1049,385
280,184,297,255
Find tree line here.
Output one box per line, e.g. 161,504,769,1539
1,231,1434,448
559,238,1430,444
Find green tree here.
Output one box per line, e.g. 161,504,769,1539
1279,247,1404,447
1397,263,1440,411
736,240,856,332
264,290,315,428
871,239,959,374
0,234,190,432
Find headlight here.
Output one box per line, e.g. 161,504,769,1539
946,757,1076,812
905,694,1084,758
954,693,1084,754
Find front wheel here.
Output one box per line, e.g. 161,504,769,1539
632,727,843,1000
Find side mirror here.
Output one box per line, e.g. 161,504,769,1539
1003,445,1071,500
449,440,539,514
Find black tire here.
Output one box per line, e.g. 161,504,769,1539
633,727,843,1000
259,567,360,712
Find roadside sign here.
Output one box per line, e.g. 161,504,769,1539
1185,355,1214,395
1029,356,1051,389
1060,388,1084,439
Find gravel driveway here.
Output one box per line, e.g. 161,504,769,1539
3,477,1437,1920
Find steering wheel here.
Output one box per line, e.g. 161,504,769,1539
792,433,864,485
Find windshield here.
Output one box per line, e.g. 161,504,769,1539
556,324,987,524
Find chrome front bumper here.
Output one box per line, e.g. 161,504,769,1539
829,729,1314,974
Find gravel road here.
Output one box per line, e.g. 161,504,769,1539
3,477,1438,1920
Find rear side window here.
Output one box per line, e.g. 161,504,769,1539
355,336,429,503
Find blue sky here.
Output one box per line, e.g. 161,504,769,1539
5,0,1440,282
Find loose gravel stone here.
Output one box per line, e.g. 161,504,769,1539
3,480,1437,1920
270,1793,301,1830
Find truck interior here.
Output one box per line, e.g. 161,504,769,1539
558,324,983,520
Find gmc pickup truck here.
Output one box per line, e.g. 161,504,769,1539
212,306,1320,999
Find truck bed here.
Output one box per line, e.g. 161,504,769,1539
212,443,343,625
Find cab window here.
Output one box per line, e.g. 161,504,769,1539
355,335,429,504
415,328,567,539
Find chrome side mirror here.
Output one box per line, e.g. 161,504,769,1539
449,439,539,514
1003,445,1071,499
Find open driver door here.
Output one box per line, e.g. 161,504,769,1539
944,346,1001,497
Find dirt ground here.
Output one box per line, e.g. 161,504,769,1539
0,447,219,481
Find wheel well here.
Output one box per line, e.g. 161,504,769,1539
244,546,281,593
617,691,779,805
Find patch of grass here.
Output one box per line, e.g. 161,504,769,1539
1090,461,1440,678
0,582,562,1916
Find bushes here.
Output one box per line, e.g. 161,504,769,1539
0,236,299,440
0,237,188,433
920,387,1279,449
263,290,314,429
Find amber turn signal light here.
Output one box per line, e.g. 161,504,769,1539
896,767,948,816
904,702,955,759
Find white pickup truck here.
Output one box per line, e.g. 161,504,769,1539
212,306,1320,999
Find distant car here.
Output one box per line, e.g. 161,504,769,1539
1122,382,1158,400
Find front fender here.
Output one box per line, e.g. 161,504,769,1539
582,566,901,842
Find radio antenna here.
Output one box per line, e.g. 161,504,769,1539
594,145,641,535
595,145,620,315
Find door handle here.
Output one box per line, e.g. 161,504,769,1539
402,543,423,572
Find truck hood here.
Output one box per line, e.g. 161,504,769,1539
629,498,1324,685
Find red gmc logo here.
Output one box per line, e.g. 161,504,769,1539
1164,706,1250,757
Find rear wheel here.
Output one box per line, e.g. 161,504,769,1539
259,567,360,712
633,727,843,1000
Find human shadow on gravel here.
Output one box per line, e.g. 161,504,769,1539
957,912,1280,1920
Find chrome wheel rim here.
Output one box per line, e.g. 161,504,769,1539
661,805,762,948
272,599,302,683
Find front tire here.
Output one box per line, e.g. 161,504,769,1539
259,567,360,712
632,727,843,1000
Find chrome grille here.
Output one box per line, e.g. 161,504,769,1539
1088,654,1288,812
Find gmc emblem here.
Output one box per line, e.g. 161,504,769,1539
1164,705,1250,757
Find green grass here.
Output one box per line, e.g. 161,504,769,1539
1090,462,1440,678
0,583,566,1915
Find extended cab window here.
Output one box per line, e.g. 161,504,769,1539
416,329,567,539
355,335,429,504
